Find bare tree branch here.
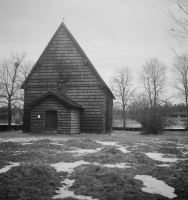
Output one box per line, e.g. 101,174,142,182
139,57,167,108
172,53,188,127
167,0,188,45
110,66,136,128
0,52,32,127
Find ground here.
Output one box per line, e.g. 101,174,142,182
0,130,187,200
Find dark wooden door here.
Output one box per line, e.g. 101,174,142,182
45,111,57,130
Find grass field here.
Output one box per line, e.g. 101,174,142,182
0,130,188,200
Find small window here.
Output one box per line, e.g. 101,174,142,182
57,82,66,94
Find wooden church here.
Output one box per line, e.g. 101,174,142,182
21,22,114,134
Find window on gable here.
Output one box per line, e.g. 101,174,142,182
57,82,66,95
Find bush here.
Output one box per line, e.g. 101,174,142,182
131,106,175,135
139,107,165,134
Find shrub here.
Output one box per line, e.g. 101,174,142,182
139,107,164,134
132,106,174,135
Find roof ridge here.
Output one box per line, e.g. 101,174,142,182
28,91,83,109
21,22,114,99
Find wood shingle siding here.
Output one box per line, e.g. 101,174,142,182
30,96,71,134
71,109,80,134
22,22,114,134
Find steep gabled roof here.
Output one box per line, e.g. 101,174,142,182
21,22,114,99
28,91,83,109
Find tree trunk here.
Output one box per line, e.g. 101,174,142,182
8,98,11,130
123,108,126,128
186,98,188,129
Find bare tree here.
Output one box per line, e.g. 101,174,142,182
0,52,32,128
168,0,188,45
128,93,149,118
110,66,136,128
137,58,168,134
172,53,188,127
140,57,167,108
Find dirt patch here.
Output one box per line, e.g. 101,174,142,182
83,147,126,164
158,147,182,155
0,161,65,200
70,165,168,200
0,141,20,150
64,139,102,149
84,146,159,167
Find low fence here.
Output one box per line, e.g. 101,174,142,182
113,127,142,131
113,127,187,131
0,125,187,132
0,125,23,132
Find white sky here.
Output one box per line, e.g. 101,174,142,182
0,0,187,103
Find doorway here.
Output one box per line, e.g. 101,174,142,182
45,111,57,130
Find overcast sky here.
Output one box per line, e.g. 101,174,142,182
0,0,187,103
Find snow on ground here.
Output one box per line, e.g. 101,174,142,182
50,142,64,146
177,144,188,149
145,153,179,162
155,164,171,167
51,161,90,174
13,151,25,155
134,175,177,199
96,141,131,153
0,137,68,143
21,142,33,145
177,144,188,155
0,162,20,173
65,148,103,156
117,147,131,153
53,179,98,200
165,125,185,129
51,160,132,173
96,141,121,146
51,160,130,199
102,163,131,168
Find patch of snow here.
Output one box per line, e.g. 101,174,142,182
177,144,188,149
96,141,121,146
155,164,171,167
145,152,179,162
66,148,103,156
103,163,131,168
134,175,177,199
50,142,64,146
0,137,68,143
135,143,146,146
21,143,33,145
51,160,132,173
13,151,25,155
53,178,98,200
165,125,185,129
0,162,20,173
117,147,131,153
51,160,90,174
182,151,188,155
91,162,131,169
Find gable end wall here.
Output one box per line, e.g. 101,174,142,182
23,25,104,133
